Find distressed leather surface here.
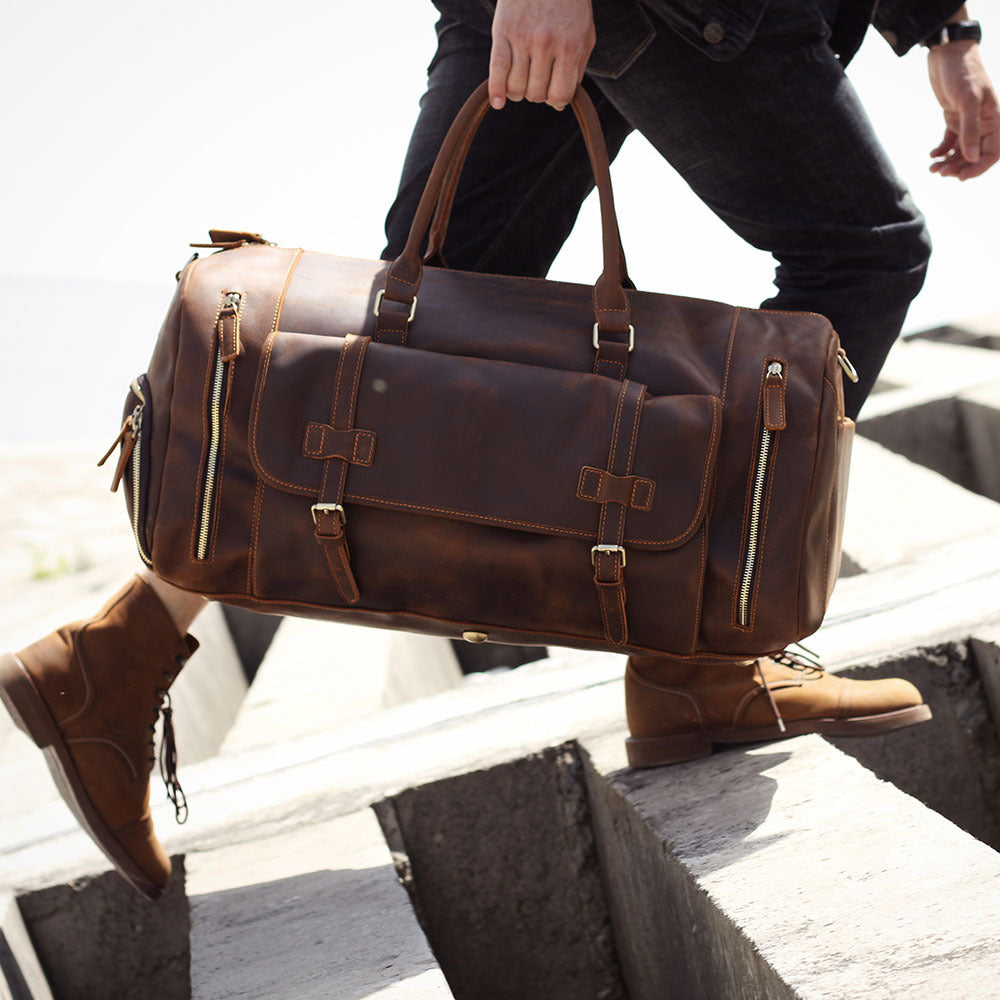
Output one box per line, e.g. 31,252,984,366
120,86,851,661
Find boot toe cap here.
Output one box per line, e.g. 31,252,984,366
839,675,925,717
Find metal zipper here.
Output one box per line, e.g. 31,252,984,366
127,378,152,566
195,293,240,560
737,361,784,627
196,342,227,560
129,402,153,567
127,379,151,566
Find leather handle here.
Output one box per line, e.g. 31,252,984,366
423,102,635,294
379,81,632,339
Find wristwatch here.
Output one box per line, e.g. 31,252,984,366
923,20,982,46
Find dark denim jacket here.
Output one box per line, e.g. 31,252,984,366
588,0,964,76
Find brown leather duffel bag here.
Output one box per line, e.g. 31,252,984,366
103,82,855,662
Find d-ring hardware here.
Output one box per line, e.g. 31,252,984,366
374,289,417,322
592,323,635,352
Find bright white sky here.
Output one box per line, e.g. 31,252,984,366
0,1,997,440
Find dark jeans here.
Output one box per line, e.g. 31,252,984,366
383,0,931,418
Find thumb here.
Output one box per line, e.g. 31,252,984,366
959,100,982,162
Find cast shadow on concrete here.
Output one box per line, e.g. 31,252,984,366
833,643,1000,851
189,865,437,1000
18,856,190,1000
595,746,791,878
589,748,795,1000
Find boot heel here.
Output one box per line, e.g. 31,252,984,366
625,731,712,768
0,653,57,749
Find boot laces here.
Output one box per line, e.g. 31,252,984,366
148,653,189,825
772,643,825,677
757,644,826,735
755,661,787,734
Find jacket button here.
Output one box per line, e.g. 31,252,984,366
703,21,725,43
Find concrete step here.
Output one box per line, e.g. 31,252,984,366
841,435,1000,573
220,618,463,757
582,731,1000,1000
860,336,1000,503
0,892,53,1000
4,626,1000,996
187,809,453,999
866,337,1000,416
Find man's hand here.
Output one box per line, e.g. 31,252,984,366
489,0,596,112
928,40,999,179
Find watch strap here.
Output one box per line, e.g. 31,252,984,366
924,20,982,47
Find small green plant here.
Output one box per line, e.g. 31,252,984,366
27,545,88,581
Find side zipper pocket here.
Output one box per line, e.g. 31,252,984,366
736,360,786,628
99,374,154,567
195,291,242,561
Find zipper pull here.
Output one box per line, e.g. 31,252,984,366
763,361,786,431
97,405,141,492
218,291,242,362
837,348,859,383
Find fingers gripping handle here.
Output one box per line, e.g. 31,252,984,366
376,81,633,343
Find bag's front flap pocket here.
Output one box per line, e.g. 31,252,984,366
252,332,720,549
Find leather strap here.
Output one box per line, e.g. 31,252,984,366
424,112,635,295
376,81,633,358
592,380,645,645
373,294,414,347
310,334,371,604
594,339,631,382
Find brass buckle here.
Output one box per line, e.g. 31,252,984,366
374,289,417,322
591,544,626,567
592,323,635,353
311,503,346,526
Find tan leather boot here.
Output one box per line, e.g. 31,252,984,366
0,576,197,899
625,650,932,768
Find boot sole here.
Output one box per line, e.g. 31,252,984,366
625,703,933,768
0,652,164,901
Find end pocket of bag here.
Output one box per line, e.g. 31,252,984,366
99,373,154,567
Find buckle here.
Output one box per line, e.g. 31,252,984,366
311,503,346,526
592,323,635,353
591,544,626,567
374,289,417,322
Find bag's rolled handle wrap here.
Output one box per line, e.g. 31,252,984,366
377,81,633,347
